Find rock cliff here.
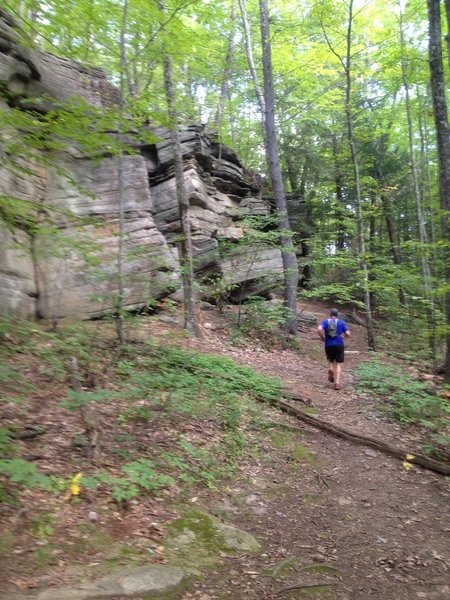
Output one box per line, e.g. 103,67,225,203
0,10,283,320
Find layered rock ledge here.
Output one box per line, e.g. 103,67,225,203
0,10,283,320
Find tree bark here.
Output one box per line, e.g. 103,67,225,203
259,0,299,335
427,0,450,382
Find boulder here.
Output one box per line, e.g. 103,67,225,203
35,564,186,600
165,509,261,572
298,311,317,327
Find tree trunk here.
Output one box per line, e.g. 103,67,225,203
238,0,266,119
213,2,237,130
259,0,299,335
399,6,433,301
427,0,450,382
368,192,377,310
332,133,346,250
115,0,128,346
344,0,376,351
160,5,200,338
379,187,401,265
285,155,297,193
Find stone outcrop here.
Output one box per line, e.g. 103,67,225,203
33,564,186,600
0,10,283,320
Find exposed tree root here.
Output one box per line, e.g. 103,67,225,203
275,398,450,476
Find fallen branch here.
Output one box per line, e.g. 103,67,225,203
21,454,45,462
275,398,450,476
13,427,47,440
282,391,312,405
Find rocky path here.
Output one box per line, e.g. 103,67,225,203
176,306,450,600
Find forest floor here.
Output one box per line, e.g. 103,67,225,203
172,302,450,600
1,301,449,600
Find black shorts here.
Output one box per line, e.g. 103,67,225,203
325,345,345,363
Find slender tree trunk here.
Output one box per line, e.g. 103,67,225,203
332,133,346,250
399,6,433,300
368,192,377,310
298,157,309,201
344,0,376,350
238,0,266,119
259,0,299,335
420,94,438,265
213,1,237,130
379,184,402,266
376,177,406,305
427,0,450,382
115,0,128,345
285,154,298,194
160,12,200,337
374,129,407,304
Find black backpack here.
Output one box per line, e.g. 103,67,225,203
327,318,338,338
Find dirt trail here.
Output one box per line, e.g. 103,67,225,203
2,305,448,600
174,304,450,600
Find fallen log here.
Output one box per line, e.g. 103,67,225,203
182,362,450,475
275,398,450,476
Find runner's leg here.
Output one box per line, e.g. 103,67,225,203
328,361,335,382
335,362,342,386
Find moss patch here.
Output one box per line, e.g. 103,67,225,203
165,509,260,574
291,444,318,466
270,431,296,448
269,555,299,579
301,564,342,577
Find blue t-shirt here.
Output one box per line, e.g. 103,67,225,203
321,318,348,347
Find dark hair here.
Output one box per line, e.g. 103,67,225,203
330,308,339,316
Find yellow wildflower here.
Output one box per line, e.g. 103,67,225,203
402,461,413,471
70,473,83,496
406,454,415,461
65,473,83,500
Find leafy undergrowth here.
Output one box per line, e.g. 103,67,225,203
0,316,283,587
355,359,450,460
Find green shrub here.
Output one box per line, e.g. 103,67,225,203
356,360,450,458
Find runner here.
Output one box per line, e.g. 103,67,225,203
317,308,350,390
